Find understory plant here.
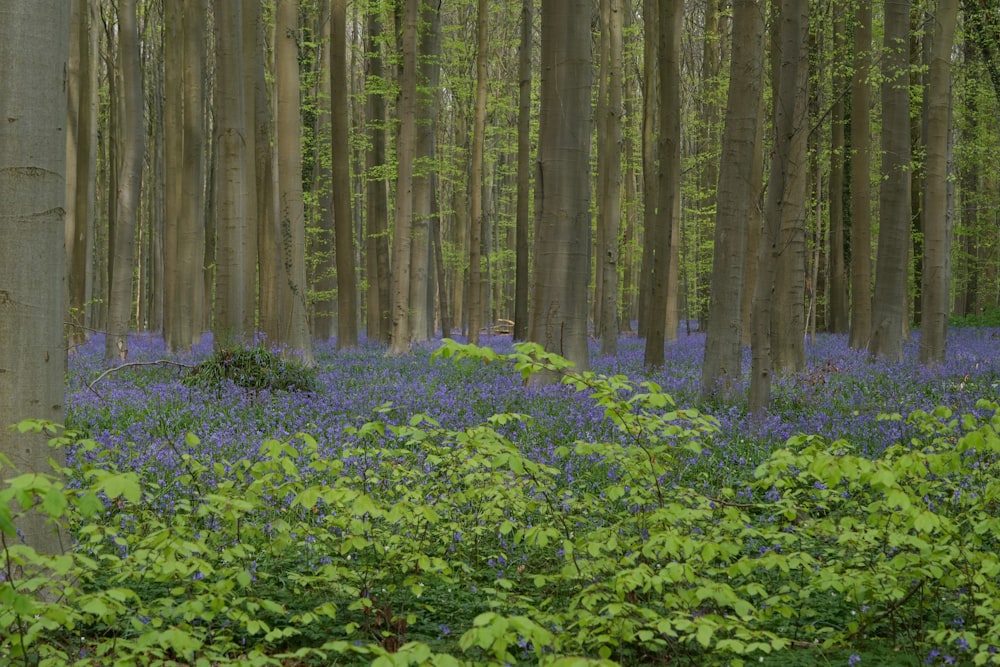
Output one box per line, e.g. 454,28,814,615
2,340,999,665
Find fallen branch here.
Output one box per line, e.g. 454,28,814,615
87,360,195,400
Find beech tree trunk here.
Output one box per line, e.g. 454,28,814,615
364,9,391,343
105,0,144,363
513,0,533,341
869,0,911,362
701,0,764,399
919,0,959,365
529,0,593,375
213,0,250,347
828,10,849,333
332,0,359,348
275,0,315,364
849,1,874,349
468,0,489,345
0,0,70,557
597,0,623,357
643,0,681,368
388,0,419,355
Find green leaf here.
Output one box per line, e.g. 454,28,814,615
42,486,68,518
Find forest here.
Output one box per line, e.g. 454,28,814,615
2,0,1000,665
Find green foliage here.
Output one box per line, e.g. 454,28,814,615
7,346,1000,665
181,344,317,393
949,308,1000,328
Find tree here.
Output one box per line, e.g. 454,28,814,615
66,0,98,347
597,0,624,357
468,0,489,345
0,0,70,556
749,0,809,412
105,0,145,363
213,0,250,347
332,0,359,348
643,0,682,368
275,0,315,365
512,0,533,342
529,0,593,375
828,9,849,334
849,0,873,350
388,0,419,355
869,0,911,362
701,0,765,399
364,4,391,344
919,0,960,365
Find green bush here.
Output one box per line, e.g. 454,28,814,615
181,344,317,393
4,342,1000,665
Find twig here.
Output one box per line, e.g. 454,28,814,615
86,360,195,400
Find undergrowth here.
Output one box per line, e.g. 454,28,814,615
2,340,999,666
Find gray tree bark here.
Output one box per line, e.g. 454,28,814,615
105,0,145,363
332,0,359,348
849,1,874,349
701,0,764,399
513,0,533,341
468,0,489,345
919,0,959,365
275,0,315,364
0,0,70,557
529,0,593,375
869,0,911,362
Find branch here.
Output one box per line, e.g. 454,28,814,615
86,360,195,400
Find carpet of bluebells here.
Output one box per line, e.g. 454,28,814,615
55,326,1000,666
66,327,1000,495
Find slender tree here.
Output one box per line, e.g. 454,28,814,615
388,0,419,355
332,0,359,347
513,0,533,341
869,0,911,361
828,9,849,333
749,0,810,412
849,0,874,349
213,0,250,347
529,0,593,375
468,0,489,344
597,0,624,357
919,0,960,365
365,4,391,343
275,0,315,364
644,0,681,368
701,0,765,399
105,0,144,363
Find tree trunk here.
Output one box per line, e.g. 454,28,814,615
213,0,249,347
828,10,849,333
749,0,809,412
364,9,391,343
597,0,623,357
0,0,70,557
66,0,98,347
638,0,657,340
513,0,533,341
332,0,359,348
848,1,873,349
468,0,489,345
275,0,315,364
770,0,809,374
869,0,911,362
643,0,681,368
409,0,441,343
701,0,764,399
919,0,959,365
388,0,419,355
105,0,144,363
529,0,593,375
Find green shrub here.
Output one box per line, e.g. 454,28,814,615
181,344,317,393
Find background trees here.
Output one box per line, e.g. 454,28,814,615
40,0,1000,400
